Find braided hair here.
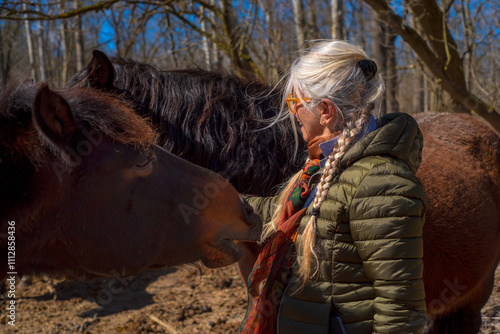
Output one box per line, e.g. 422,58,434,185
262,40,385,286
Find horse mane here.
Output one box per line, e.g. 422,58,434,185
69,56,307,195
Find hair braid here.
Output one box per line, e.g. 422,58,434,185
296,107,372,286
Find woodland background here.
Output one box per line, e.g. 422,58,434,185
0,0,499,131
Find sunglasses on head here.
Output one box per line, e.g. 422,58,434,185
286,94,311,113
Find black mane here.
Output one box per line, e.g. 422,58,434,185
68,57,307,195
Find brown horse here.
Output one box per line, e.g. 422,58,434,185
0,80,261,282
414,112,500,333
67,51,500,333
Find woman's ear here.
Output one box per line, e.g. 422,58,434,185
319,99,338,127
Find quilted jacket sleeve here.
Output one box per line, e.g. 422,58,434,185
242,194,279,225
349,161,428,334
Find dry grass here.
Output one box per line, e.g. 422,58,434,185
480,265,500,333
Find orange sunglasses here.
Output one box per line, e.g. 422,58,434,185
286,94,311,113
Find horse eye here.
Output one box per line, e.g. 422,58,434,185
135,155,156,169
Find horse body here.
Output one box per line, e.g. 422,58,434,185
67,51,500,333
415,112,500,333
0,80,261,281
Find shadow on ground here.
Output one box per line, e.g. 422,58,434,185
21,268,177,317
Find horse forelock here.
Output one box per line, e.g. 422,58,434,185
62,87,156,149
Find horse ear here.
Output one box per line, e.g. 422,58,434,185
32,83,79,147
87,49,114,90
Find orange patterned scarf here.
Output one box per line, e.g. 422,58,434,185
240,159,320,333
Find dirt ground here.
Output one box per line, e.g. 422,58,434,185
1,264,499,334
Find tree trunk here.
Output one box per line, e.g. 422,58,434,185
371,11,386,114
372,7,398,114
405,0,466,89
385,31,399,113
58,2,69,83
36,1,46,81
74,0,85,70
209,0,220,67
0,22,22,85
258,0,280,78
406,0,467,114
356,2,367,50
36,24,46,81
331,0,344,39
413,67,425,113
23,1,36,81
305,0,319,40
410,13,424,114
292,0,306,48
460,0,473,91
200,6,211,68
219,0,259,77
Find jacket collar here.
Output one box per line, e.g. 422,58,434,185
341,113,424,174
318,115,378,168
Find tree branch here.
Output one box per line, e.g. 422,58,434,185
0,0,174,21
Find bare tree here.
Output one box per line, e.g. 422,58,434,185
363,0,500,132
164,0,262,77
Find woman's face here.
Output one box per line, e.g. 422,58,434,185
291,93,324,142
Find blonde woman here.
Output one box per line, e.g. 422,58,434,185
240,40,427,334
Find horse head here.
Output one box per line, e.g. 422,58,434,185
0,81,261,280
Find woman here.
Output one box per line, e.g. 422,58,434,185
241,40,427,333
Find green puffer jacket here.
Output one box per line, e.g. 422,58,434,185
245,113,428,334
